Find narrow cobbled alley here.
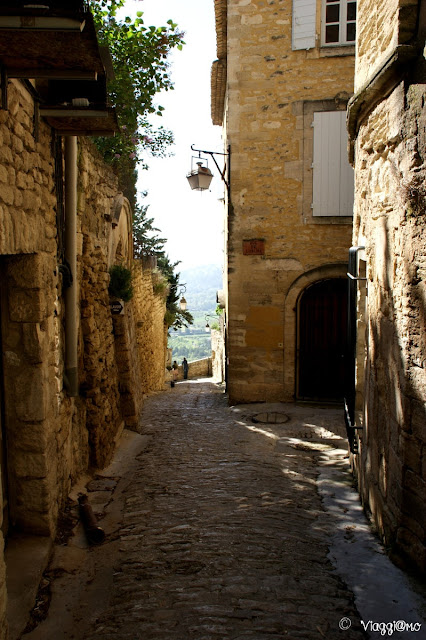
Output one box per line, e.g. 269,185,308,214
22,380,425,640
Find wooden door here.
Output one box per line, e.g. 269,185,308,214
297,278,347,401
0,271,9,538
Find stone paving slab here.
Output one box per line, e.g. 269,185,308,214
23,380,425,640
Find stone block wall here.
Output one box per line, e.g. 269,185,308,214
0,80,75,638
355,0,418,91
0,79,169,635
78,140,125,469
0,81,76,540
172,358,213,382
113,262,168,430
211,325,226,382
351,0,426,573
133,263,168,395
224,0,355,403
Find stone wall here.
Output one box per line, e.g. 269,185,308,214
223,0,355,403
133,264,168,397
211,325,226,383
350,0,425,573
0,80,76,539
114,262,168,430
0,79,75,638
0,79,168,636
355,0,418,91
171,358,213,382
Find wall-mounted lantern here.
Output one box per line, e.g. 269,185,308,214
178,285,187,311
187,144,230,193
186,160,213,192
205,314,215,332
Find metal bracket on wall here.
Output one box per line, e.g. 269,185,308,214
345,245,366,454
347,272,367,281
344,398,363,454
190,143,231,192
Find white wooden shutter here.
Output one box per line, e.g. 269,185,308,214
292,0,316,50
312,111,354,217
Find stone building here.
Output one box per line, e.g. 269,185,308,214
0,4,168,636
211,0,356,404
347,0,426,573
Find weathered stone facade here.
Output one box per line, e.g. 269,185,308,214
0,78,168,636
212,326,226,383
348,0,426,573
212,0,355,403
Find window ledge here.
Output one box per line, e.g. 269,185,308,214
319,45,355,58
306,216,354,225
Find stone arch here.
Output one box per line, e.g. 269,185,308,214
283,263,347,400
108,195,133,268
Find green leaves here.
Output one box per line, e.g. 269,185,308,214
156,256,194,331
133,200,167,260
108,265,134,302
89,0,185,180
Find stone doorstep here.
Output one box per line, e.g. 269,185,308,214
5,533,52,640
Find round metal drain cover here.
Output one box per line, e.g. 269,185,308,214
252,412,290,424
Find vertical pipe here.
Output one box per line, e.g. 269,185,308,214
64,136,78,397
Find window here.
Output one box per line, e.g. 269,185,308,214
322,0,356,46
312,111,354,217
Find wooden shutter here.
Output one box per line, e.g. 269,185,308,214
312,111,354,217
292,0,316,50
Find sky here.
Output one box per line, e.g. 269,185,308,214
118,0,225,271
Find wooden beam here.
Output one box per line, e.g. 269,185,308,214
40,108,108,118
7,69,98,80
57,130,116,137
0,16,85,31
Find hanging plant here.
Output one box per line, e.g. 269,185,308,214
108,265,134,302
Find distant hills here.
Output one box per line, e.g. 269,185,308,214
179,263,223,313
169,263,224,362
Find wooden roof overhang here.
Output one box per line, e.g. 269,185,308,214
211,0,227,127
41,107,118,137
0,2,117,136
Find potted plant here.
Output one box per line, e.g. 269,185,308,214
108,265,133,309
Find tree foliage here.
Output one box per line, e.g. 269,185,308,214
89,0,185,202
157,255,194,332
88,2,189,331
133,197,167,259
108,265,133,302
131,198,193,331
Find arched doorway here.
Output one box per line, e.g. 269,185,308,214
297,278,347,401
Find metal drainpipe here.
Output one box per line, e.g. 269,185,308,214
64,136,78,396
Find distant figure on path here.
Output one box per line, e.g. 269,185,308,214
182,357,189,380
172,360,179,382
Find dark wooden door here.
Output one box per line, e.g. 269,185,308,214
298,278,347,401
0,271,9,538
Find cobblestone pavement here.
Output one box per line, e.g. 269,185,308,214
25,380,376,640
85,380,366,640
